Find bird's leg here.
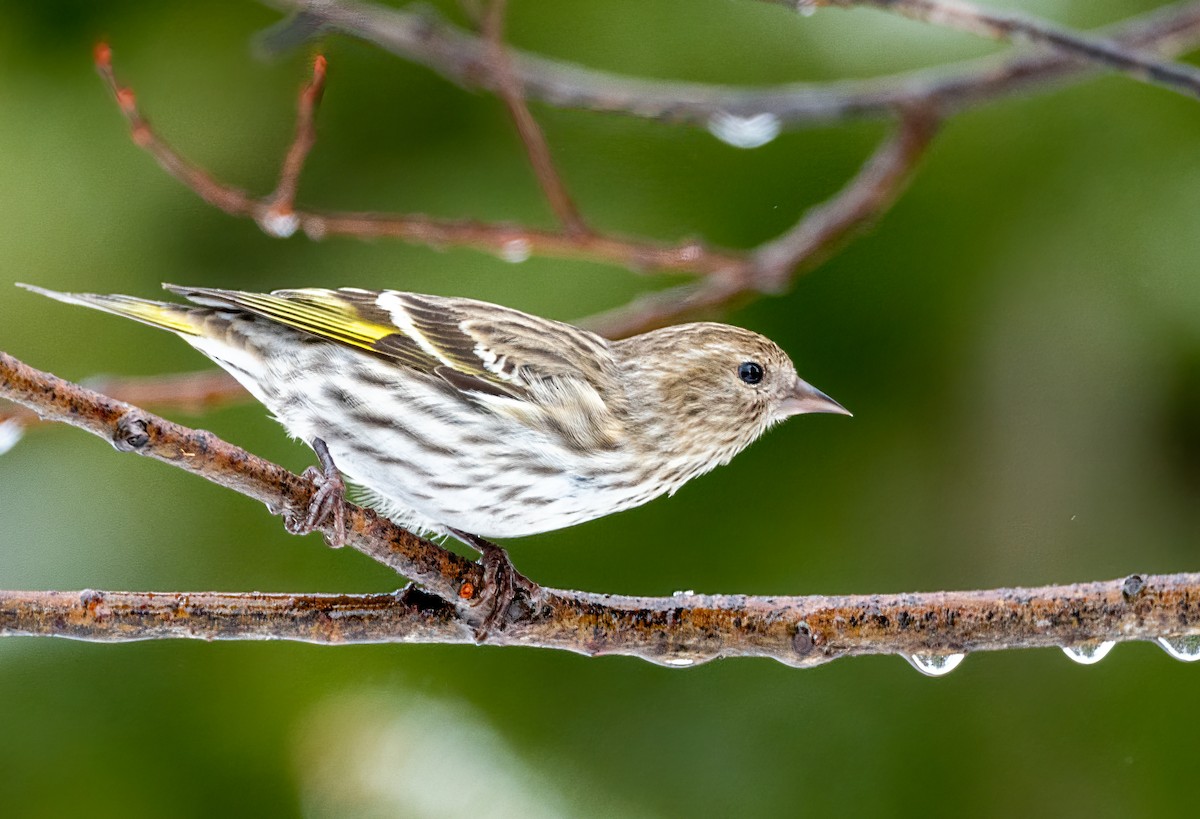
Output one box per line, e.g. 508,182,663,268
448,528,536,641
284,437,348,548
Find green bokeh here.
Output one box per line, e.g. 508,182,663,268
2,1,1198,817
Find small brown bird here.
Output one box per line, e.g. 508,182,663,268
22,284,849,541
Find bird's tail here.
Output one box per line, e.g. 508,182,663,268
17,283,202,336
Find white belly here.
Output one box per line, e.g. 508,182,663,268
252,347,653,538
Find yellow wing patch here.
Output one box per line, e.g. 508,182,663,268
105,300,199,336
16,284,202,337
227,291,395,353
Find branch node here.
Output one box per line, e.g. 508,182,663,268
93,41,112,70
1122,573,1147,600
79,589,108,621
793,622,816,656
112,411,150,452
257,206,301,238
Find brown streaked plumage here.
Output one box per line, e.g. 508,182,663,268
20,283,849,539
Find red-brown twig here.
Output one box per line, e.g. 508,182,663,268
94,43,745,276
482,0,587,236
263,53,327,234
3,65,938,422
93,46,935,335
3,349,1199,668
581,279,748,341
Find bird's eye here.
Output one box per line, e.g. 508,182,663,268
738,361,764,385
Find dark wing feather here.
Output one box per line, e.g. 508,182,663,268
164,285,618,405
165,285,626,449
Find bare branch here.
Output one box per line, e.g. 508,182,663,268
260,0,1200,127
750,108,939,291
582,110,938,334
581,279,747,339
807,0,1200,102
262,53,327,234
3,576,1199,671
482,0,587,235
94,44,746,275
94,42,255,218
0,589,467,645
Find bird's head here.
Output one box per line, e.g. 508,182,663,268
616,322,849,464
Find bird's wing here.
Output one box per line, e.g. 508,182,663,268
166,286,624,449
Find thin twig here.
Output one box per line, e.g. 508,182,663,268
582,110,937,335
94,46,934,334
581,278,748,339
482,0,587,235
259,0,1200,126
4,351,1200,665
94,44,744,274
263,53,327,234
14,101,936,422
807,0,1200,102
750,108,939,291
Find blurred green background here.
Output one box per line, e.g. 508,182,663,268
2,0,1199,816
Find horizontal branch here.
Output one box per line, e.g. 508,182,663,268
261,0,1200,127
0,588,465,644
3,574,1199,671
4,350,1200,667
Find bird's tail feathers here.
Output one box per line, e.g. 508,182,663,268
17,283,201,336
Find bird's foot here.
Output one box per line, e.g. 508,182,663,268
284,437,347,548
448,528,536,642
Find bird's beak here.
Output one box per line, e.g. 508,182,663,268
780,378,852,418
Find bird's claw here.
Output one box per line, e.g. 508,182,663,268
449,528,536,641
284,437,347,548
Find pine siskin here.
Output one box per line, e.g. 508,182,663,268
21,284,849,541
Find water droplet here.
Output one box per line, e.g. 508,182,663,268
905,652,965,677
0,419,24,456
707,112,782,149
1061,640,1116,665
661,657,695,667
672,589,695,597
500,238,532,263
258,208,299,238
1156,635,1200,662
